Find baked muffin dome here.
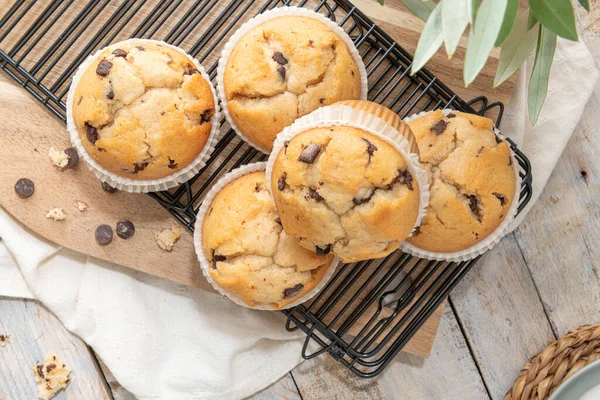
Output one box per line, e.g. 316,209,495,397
201,170,334,309
270,126,420,263
406,110,516,253
71,41,216,180
221,15,362,151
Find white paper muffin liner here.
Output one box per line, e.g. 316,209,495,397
266,104,430,237
216,6,369,154
194,162,340,310
66,39,222,193
398,109,522,262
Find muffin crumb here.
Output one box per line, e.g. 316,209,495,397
75,201,88,212
0,334,10,347
32,354,71,400
48,147,69,168
46,208,66,221
155,223,181,251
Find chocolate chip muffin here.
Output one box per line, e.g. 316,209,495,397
270,126,421,263
405,110,516,253
71,40,216,180
201,170,334,309
220,14,363,151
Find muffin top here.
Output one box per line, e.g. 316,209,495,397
202,171,334,309
72,41,216,180
406,111,516,253
271,126,420,263
223,16,362,151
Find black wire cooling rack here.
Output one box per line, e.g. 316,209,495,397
0,0,533,377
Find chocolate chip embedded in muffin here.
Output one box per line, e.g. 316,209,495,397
363,138,377,159
212,254,226,269
96,60,112,76
272,51,288,65
85,124,98,144
277,173,287,191
101,181,118,193
316,245,331,256
200,109,212,123
95,224,113,245
298,144,321,163
396,169,414,191
283,284,304,299
168,157,178,169
116,220,135,239
430,120,447,135
276,65,286,80
112,48,127,58
14,178,35,199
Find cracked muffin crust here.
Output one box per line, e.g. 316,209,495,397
271,126,420,263
72,41,216,180
221,15,362,151
202,170,334,309
406,110,516,253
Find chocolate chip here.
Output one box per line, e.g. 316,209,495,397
362,138,377,159
307,188,323,202
255,183,263,192
495,135,503,144
36,365,44,378
124,162,148,174
316,245,331,256
95,224,113,246
64,147,79,168
283,283,304,298
493,192,507,206
112,49,127,58
508,156,513,166
277,65,286,80
309,40,314,47
136,45,145,51
212,254,226,269
168,157,178,169
412,226,421,236
298,144,321,164
116,220,135,239
85,123,98,144
184,65,199,75
284,140,290,155
272,51,288,65
431,120,447,135
396,169,414,191
467,195,482,221
477,146,484,157
319,98,325,104
278,173,287,191
352,195,371,205
447,113,456,118
96,60,112,77
101,181,118,193
77,96,83,105
200,109,212,123
275,217,282,225
14,178,34,199
107,87,114,100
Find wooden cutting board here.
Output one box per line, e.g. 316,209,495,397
0,0,517,359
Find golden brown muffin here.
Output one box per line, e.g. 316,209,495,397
271,126,420,263
406,110,516,253
72,41,216,180
222,16,362,151
202,170,334,309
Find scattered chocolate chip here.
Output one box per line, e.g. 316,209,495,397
95,224,113,246
319,98,325,104
447,113,456,118
212,254,226,269
14,178,34,199
85,123,98,144
184,65,199,75
112,48,127,58
168,157,178,169
77,96,83,105
396,169,414,191
430,120,447,135
200,109,212,123
36,365,45,378
101,181,118,193
307,188,323,201
136,45,145,51
116,220,135,239
493,192,507,206
96,59,112,77
298,144,321,164
64,147,79,168
107,87,114,100
277,173,287,191
467,195,482,221
362,138,377,159
495,135,503,144
275,217,282,225
316,245,331,256
272,51,288,65
283,283,304,298
277,65,286,80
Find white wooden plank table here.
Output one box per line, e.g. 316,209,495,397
1,1,599,399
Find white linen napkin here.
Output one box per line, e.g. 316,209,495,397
0,38,597,399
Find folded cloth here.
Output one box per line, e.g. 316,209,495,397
0,38,597,400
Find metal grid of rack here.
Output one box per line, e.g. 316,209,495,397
0,0,533,377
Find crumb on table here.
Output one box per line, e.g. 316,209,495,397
46,208,66,221
155,223,181,251
48,147,69,169
0,334,9,347
75,200,88,212
32,354,71,400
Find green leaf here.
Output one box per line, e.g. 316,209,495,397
377,0,384,4
529,0,578,41
495,0,519,46
494,10,539,87
468,0,480,23
528,25,557,124
442,0,470,56
578,0,590,11
464,0,508,86
527,11,538,30
399,0,436,22
411,3,444,74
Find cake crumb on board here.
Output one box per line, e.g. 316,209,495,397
75,200,88,212
155,223,181,251
0,334,9,347
32,354,71,400
46,208,66,221
48,147,69,168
